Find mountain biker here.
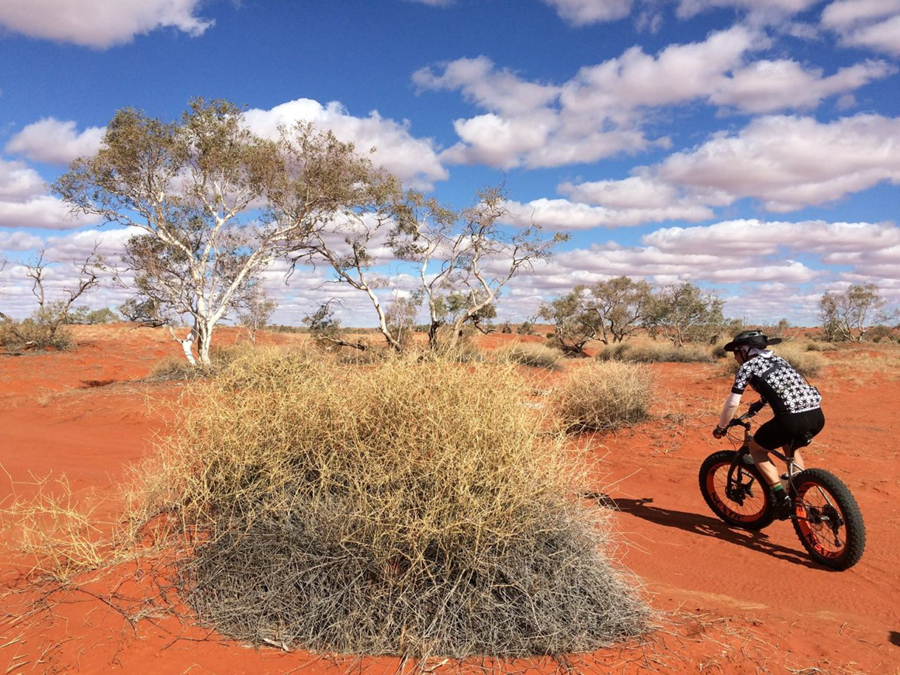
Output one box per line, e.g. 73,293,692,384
712,330,824,519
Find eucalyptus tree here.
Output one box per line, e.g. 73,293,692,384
391,187,565,350
55,99,392,365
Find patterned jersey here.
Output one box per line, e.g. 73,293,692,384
732,351,821,415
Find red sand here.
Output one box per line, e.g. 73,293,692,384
1,326,898,674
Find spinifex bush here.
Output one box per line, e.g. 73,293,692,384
131,349,647,659
597,341,714,364
553,361,654,433
500,342,564,370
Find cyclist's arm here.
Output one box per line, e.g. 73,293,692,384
748,397,768,415
717,392,742,429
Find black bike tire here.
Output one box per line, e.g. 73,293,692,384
790,468,866,571
699,450,775,531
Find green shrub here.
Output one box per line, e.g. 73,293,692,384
0,319,74,352
553,361,654,433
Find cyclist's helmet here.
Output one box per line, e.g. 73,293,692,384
723,330,782,353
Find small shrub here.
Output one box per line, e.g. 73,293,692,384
517,321,536,335
804,340,837,352
500,342,564,370
597,341,714,364
553,361,654,433
432,327,485,363
0,319,74,352
710,340,729,359
146,345,243,381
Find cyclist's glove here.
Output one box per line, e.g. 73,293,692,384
712,426,726,439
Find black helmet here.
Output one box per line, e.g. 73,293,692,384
723,330,782,352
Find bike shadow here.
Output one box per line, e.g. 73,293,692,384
588,493,820,569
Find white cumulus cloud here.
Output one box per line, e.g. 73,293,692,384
822,0,900,56
540,0,634,26
243,98,448,190
6,118,106,165
0,0,213,48
415,27,891,169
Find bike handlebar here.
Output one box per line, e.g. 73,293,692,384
726,411,755,430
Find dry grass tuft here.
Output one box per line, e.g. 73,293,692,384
499,342,564,370
123,349,647,659
803,340,838,352
1,474,116,583
597,341,714,364
552,361,655,433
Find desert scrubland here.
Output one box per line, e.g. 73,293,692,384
0,326,898,675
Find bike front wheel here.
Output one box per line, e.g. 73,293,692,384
699,450,775,530
791,468,866,571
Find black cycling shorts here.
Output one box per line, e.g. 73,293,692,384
754,408,825,451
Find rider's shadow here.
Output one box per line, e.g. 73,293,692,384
586,493,820,569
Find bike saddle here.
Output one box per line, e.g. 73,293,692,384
791,431,815,450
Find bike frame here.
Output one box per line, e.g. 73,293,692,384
725,413,813,518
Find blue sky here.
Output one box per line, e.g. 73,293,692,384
1,0,899,326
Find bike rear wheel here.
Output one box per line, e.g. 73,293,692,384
791,468,866,570
699,450,775,530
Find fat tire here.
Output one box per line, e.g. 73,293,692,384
699,450,775,531
790,468,866,571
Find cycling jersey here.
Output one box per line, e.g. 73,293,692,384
731,351,821,415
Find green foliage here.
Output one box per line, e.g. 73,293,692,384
0,318,74,352
516,321,536,335
66,306,120,324
820,283,893,342
539,287,603,356
645,282,727,347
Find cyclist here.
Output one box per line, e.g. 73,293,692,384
712,330,824,519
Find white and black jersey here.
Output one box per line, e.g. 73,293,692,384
732,351,821,416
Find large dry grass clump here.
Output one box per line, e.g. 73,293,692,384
552,361,654,433
131,349,647,659
499,341,564,370
597,341,714,364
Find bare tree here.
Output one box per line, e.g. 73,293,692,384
303,300,370,351
296,213,408,351
389,191,464,348
236,283,277,345
0,250,101,351
820,283,893,342
55,99,392,366
392,187,564,351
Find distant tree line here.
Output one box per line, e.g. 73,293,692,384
537,278,739,357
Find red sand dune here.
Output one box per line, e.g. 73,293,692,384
1,325,898,674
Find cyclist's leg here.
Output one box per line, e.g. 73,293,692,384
748,438,781,487
751,418,790,488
